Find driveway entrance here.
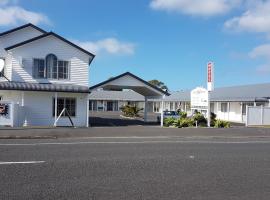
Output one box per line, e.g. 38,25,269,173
89,111,159,127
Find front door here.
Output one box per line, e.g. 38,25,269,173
107,101,114,111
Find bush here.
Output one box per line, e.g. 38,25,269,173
175,118,194,128
210,112,217,127
179,111,187,119
164,117,176,127
120,105,143,117
192,112,207,127
214,120,230,128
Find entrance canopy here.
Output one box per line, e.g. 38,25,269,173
89,72,170,126
89,72,169,98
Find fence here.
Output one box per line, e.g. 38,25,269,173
246,106,270,126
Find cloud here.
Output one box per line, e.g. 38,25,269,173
249,44,270,59
0,1,49,26
73,38,136,56
256,64,270,74
150,0,242,16
249,43,270,74
224,1,270,34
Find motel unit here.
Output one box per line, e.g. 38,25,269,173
89,83,270,123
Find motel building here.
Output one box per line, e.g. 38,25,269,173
0,24,95,127
0,24,269,127
89,82,270,124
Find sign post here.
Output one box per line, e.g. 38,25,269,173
207,62,214,127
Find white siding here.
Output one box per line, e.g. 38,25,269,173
7,35,90,86
0,27,44,81
0,90,88,127
0,26,44,57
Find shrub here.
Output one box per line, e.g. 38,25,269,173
192,112,207,127
164,117,176,127
120,105,143,117
214,120,230,128
175,118,194,128
179,111,187,119
210,112,217,127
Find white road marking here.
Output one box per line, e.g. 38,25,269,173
0,140,270,146
0,161,45,165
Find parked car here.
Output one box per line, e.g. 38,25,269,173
157,111,180,123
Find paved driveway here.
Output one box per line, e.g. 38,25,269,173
89,111,159,126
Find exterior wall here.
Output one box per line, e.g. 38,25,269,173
7,35,90,86
0,27,43,57
0,27,44,81
0,90,88,127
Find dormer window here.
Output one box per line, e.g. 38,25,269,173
33,54,69,80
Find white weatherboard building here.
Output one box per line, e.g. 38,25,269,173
0,24,95,127
89,83,270,124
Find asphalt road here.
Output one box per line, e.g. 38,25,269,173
1,136,270,200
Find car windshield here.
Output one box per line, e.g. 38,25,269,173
164,111,177,115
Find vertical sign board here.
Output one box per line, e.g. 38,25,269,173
207,62,214,91
190,87,209,116
207,61,214,127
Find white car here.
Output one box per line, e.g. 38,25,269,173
157,111,180,123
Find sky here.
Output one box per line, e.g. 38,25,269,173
0,0,270,91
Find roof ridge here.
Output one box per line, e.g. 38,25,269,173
0,23,47,37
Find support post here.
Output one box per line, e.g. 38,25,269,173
86,96,89,127
161,95,165,127
207,91,211,127
240,102,243,123
227,102,230,121
144,97,148,122
54,92,58,127
261,105,264,125
21,91,28,127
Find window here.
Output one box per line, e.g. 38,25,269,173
58,61,69,79
221,103,228,113
242,103,254,115
46,54,58,79
0,58,5,78
53,98,76,117
33,54,69,80
33,59,45,78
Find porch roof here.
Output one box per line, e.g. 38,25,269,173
0,81,90,93
89,72,170,98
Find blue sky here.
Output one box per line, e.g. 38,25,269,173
1,0,270,91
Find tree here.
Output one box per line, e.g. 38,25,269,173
148,79,168,91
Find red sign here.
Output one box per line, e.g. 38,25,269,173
207,62,212,83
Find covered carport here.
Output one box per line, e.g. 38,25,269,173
89,72,170,126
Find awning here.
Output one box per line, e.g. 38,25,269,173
0,81,90,93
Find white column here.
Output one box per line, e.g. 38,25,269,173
86,96,89,127
54,92,58,127
216,102,219,119
161,95,165,127
240,102,243,123
144,97,148,122
21,91,24,106
254,102,256,106
207,91,211,127
21,91,28,127
227,102,230,121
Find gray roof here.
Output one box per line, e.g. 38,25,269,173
210,83,270,102
0,81,90,93
89,90,145,101
88,83,270,102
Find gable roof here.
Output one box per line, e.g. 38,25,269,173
5,31,95,58
89,72,170,96
0,23,46,37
